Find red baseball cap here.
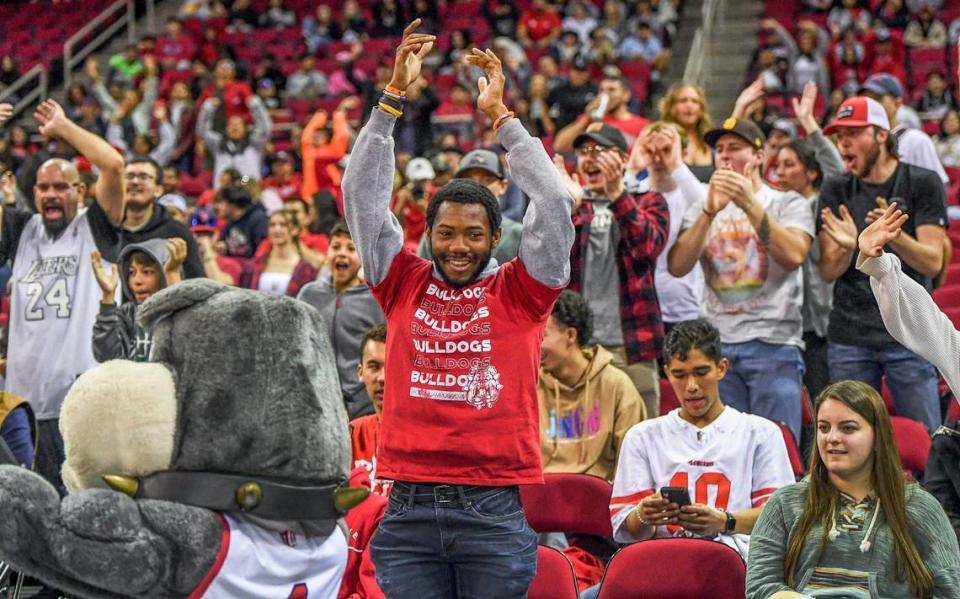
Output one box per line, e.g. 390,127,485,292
823,96,890,135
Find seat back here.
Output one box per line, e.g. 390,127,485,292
596,539,745,599
890,415,932,475
775,421,805,478
529,545,580,599
520,473,614,538
659,378,679,416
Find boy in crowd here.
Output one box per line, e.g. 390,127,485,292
298,221,385,420
609,319,794,559
539,290,643,480
91,238,187,362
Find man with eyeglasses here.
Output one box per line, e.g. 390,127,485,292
566,123,669,419
119,157,205,278
0,99,125,495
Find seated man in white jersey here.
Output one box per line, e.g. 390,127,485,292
609,319,794,557
0,100,124,495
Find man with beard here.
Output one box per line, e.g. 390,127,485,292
668,116,813,444
0,99,125,494
819,96,947,432
342,21,574,598
566,123,669,419
553,74,650,152
118,156,204,278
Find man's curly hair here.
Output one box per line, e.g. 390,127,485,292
551,290,593,347
425,178,502,232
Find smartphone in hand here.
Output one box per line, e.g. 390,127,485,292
660,486,692,507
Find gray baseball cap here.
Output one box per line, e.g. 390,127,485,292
455,149,505,179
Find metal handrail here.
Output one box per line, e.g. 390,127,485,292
63,0,136,88
683,0,727,88
0,65,49,120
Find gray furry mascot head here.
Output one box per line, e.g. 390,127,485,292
0,280,365,597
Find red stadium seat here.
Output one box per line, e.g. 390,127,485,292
801,386,813,427
659,378,679,416
520,473,614,538
933,285,960,309
596,539,745,599
944,307,960,329
529,546,580,599
947,399,960,421
946,262,960,283
774,420,805,478
890,415,932,475
880,377,896,416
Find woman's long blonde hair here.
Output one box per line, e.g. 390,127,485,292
658,83,712,146
783,381,933,598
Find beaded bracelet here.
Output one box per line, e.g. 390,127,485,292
492,111,515,132
384,84,406,97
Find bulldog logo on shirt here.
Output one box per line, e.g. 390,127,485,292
464,363,503,410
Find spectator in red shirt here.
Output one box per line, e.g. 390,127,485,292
199,59,253,124
156,17,195,71
554,75,650,152
518,0,563,48
342,23,575,598
350,324,387,486
261,152,302,203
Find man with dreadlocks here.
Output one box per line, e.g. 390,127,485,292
342,19,575,599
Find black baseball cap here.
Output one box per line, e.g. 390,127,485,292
573,124,629,153
455,149,505,179
704,116,765,150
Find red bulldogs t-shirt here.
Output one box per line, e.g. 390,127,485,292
370,250,562,485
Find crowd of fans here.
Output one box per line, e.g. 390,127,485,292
6,0,960,597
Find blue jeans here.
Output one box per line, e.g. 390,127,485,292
828,342,940,431
720,341,804,442
35,419,66,497
371,482,538,598
0,405,33,467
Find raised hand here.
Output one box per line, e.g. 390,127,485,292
388,19,436,93
85,57,101,83
859,202,908,258
464,48,508,119
0,103,12,123
821,204,859,251
164,238,188,274
791,81,820,134
733,77,765,119
705,174,733,216
0,170,16,204
34,99,70,138
552,154,583,212
710,165,755,211
91,249,118,301
864,196,888,225
595,150,626,199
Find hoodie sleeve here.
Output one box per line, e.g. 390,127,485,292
92,303,136,362
342,109,404,287
498,118,575,287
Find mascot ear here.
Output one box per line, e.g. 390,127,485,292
138,279,228,330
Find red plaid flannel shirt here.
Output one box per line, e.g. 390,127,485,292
568,189,670,363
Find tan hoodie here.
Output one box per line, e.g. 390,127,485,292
538,346,645,480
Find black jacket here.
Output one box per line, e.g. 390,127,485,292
120,202,205,279
924,420,960,545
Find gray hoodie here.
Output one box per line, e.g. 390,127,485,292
92,238,171,363
297,275,385,419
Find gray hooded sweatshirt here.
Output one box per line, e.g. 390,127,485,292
297,275,386,419
92,238,170,362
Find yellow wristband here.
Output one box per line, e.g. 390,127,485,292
378,103,402,118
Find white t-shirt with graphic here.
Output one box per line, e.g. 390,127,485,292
680,184,814,347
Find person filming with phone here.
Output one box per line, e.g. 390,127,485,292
607,319,795,559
